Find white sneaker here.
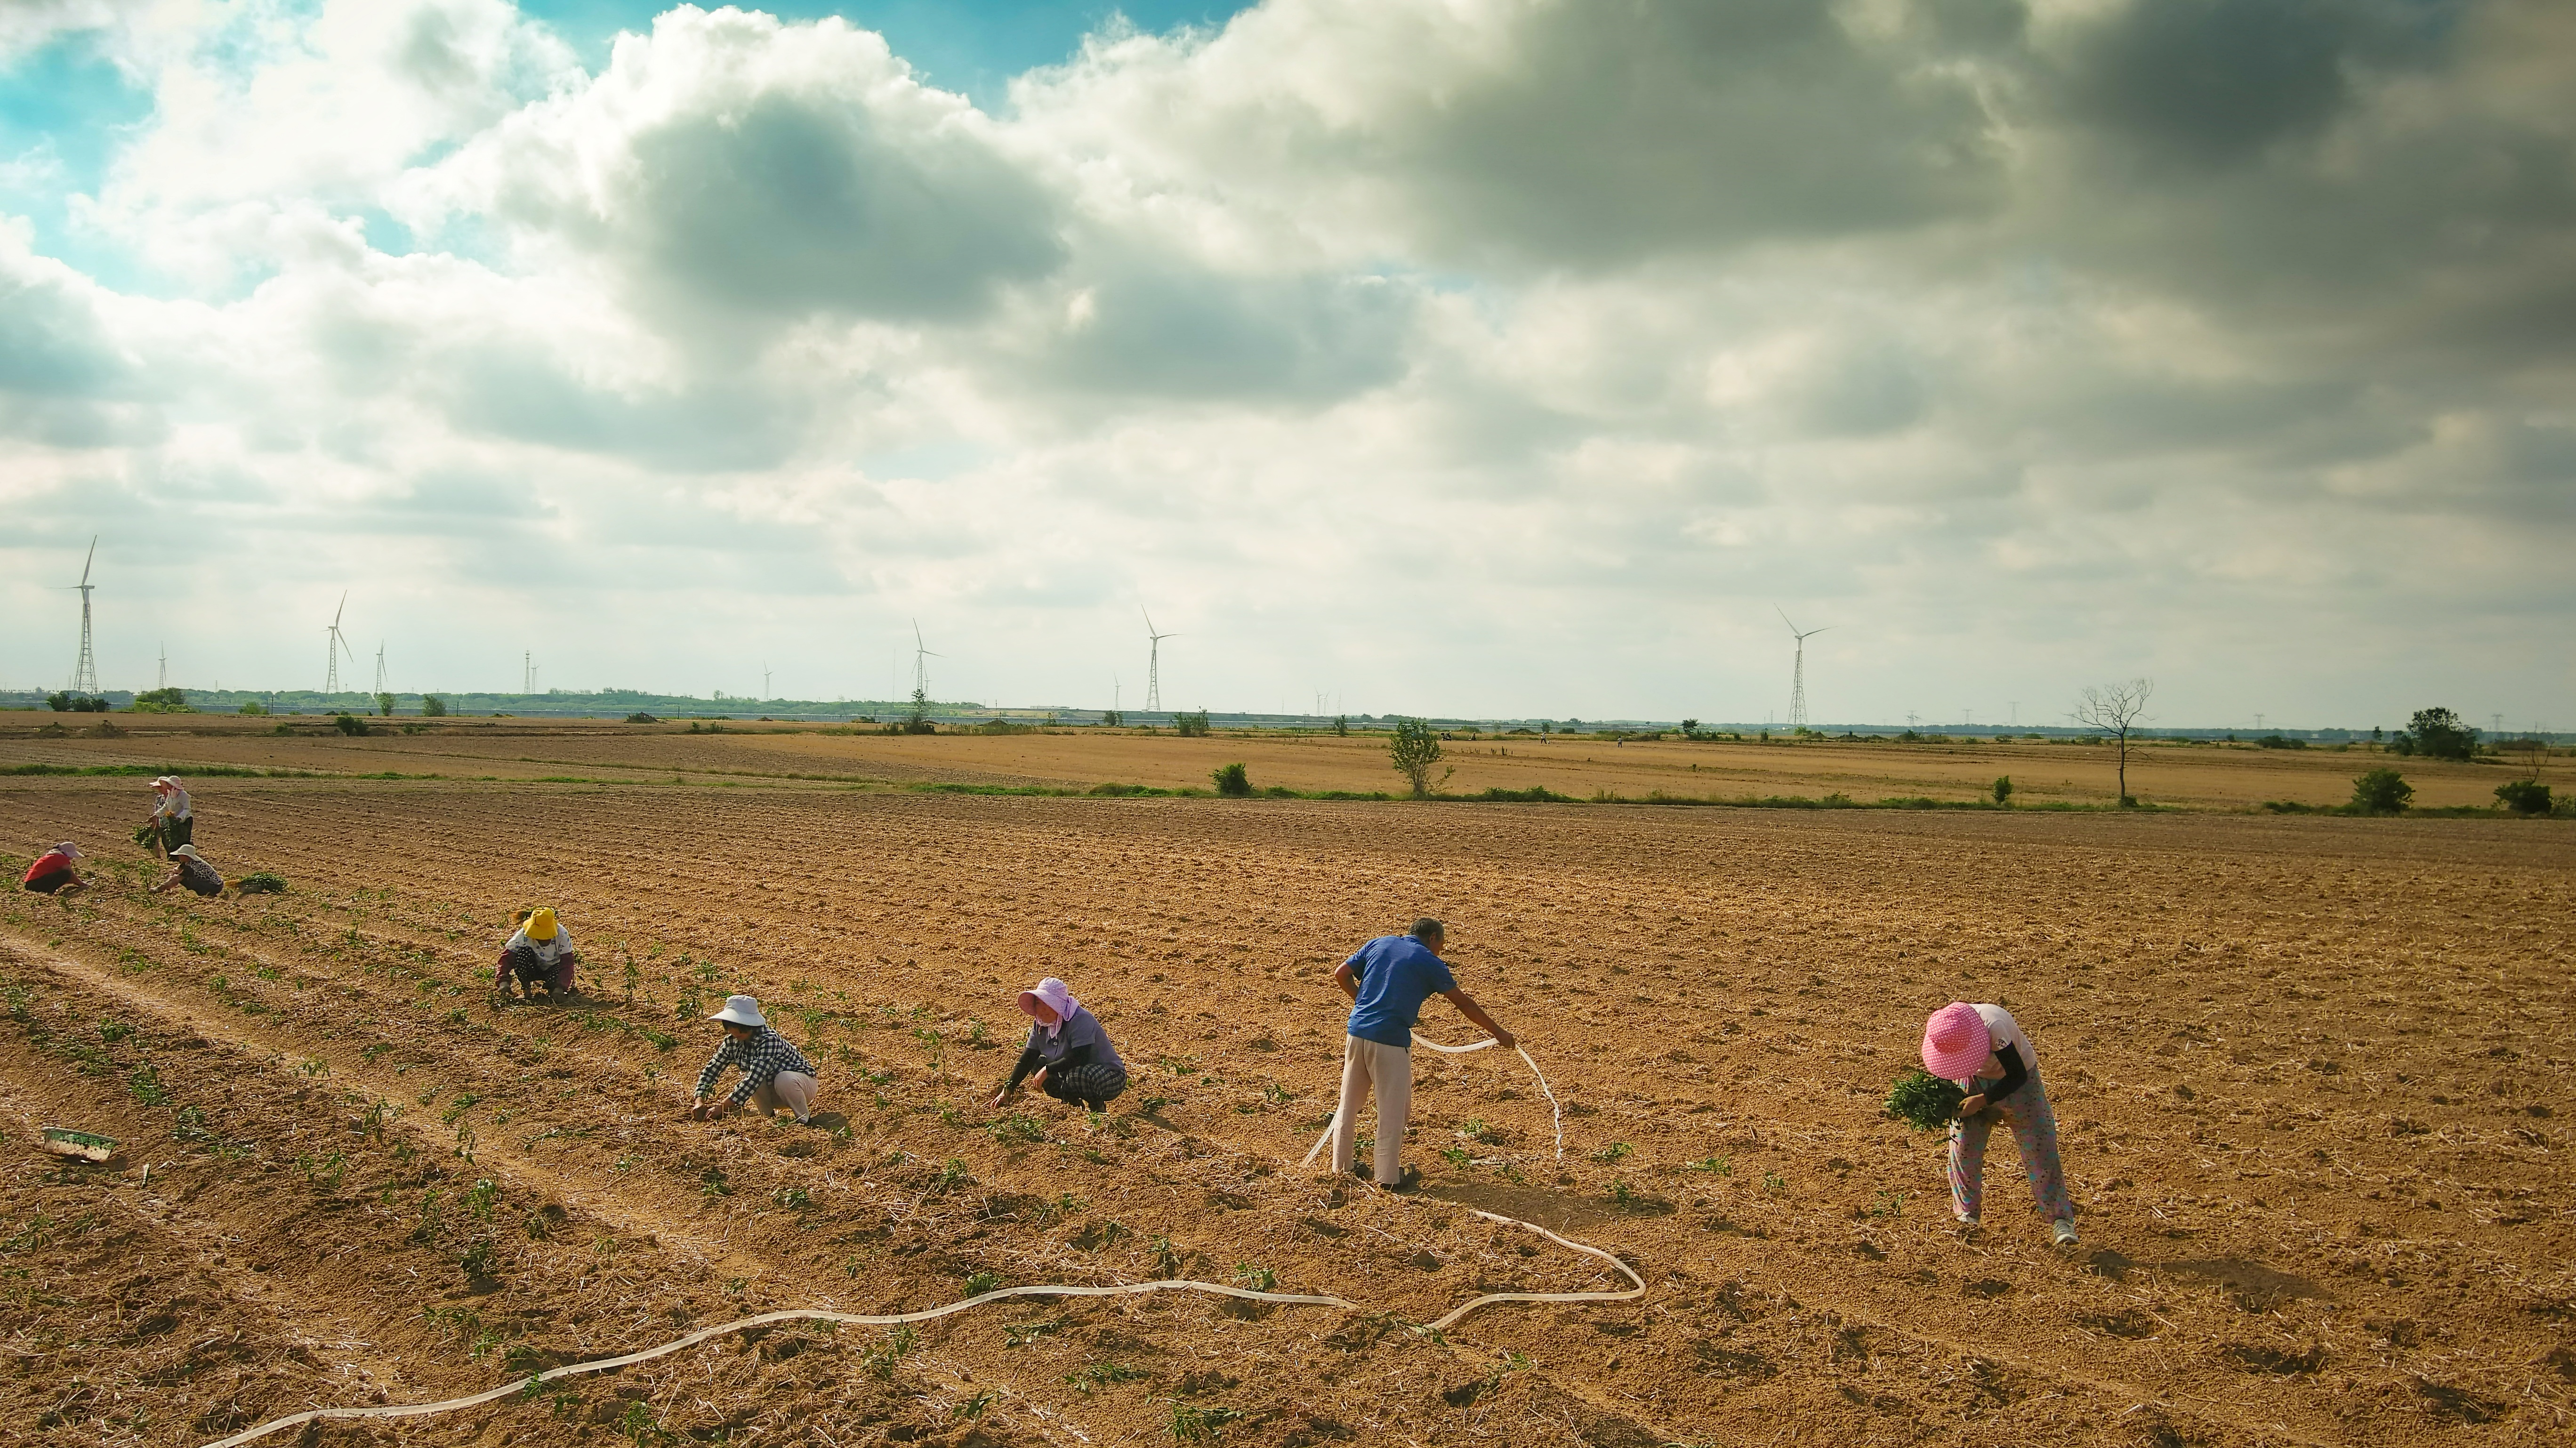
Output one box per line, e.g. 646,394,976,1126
1954,1213,1980,1231
2051,1220,2080,1248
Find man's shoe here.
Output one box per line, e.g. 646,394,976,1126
2051,1219,2080,1248
1380,1166,1422,1194
1351,1162,1374,1182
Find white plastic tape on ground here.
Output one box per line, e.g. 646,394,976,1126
201,1038,1634,1448
1300,1033,1564,1167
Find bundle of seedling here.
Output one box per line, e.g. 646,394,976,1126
233,872,289,895
131,821,160,849
1884,1069,1967,1132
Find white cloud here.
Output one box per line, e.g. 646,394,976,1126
0,0,2569,729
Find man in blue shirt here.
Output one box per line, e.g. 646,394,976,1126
1330,918,1514,1191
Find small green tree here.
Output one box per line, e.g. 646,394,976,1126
2496,779,2552,816
1101,709,1123,727
237,700,267,716
1174,710,1211,738
1681,717,1700,740
1991,775,2013,805
2395,707,2476,762
131,686,190,712
421,695,448,717
1332,715,1349,736
2351,768,2413,814
374,692,396,717
1388,717,1448,798
333,713,370,737
1211,763,1252,796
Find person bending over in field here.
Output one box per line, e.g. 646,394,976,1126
688,995,821,1125
491,907,579,1000
150,844,225,899
145,776,193,858
1330,918,1514,1192
20,841,92,899
990,976,1127,1112
1921,1001,2077,1247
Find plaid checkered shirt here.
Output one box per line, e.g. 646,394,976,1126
695,1027,815,1108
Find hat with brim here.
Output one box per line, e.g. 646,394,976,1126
54,841,81,860
1920,1002,1992,1080
709,994,765,1029
170,844,204,861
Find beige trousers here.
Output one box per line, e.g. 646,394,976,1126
750,1071,819,1123
1331,1035,1412,1182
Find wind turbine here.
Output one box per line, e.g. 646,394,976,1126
1143,610,1178,714
373,644,388,696
64,537,100,693
911,620,942,701
323,593,356,694
1777,607,1829,731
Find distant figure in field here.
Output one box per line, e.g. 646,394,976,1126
687,995,820,1125
491,907,579,1000
150,844,224,899
1330,918,1514,1191
20,841,91,899
146,776,193,857
1921,1001,2077,1247
990,976,1127,1112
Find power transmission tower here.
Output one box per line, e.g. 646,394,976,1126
1777,608,1829,731
523,652,533,693
158,642,166,691
66,537,100,693
1143,610,1177,714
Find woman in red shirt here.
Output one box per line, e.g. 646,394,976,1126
20,842,90,898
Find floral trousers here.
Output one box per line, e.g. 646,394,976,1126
1949,1076,2072,1223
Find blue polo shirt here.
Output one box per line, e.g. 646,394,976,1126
1344,934,1457,1048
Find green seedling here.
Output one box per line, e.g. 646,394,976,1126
1590,1141,1633,1163
861,1326,917,1379
963,1270,1003,1297
1064,1360,1147,1394
1004,1317,1065,1348
954,1389,998,1420
1686,1155,1732,1175
1170,1402,1243,1443
1884,1069,1967,1132
1233,1263,1278,1291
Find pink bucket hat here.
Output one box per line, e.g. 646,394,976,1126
1016,977,1078,1038
1921,1002,1992,1079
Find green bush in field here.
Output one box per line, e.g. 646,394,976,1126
422,695,448,717
1388,718,1447,798
1174,710,1211,738
1991,775,2012,805
2496,779,2552,816
1211,763,1252,796
2350,768,2413,814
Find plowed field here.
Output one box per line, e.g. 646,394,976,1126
2,773,2570,1447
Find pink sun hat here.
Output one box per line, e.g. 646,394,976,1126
1920,1002,1993,1079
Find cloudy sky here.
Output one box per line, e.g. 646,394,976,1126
1,0,2568,729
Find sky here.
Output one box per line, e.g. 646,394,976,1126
0,0,2569,730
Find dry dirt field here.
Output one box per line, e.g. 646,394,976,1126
1,760,2570,1446
0,709,2542,809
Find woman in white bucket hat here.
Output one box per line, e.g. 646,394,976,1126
686,995,820,1125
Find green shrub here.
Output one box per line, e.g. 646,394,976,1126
237,700,267,715
421,695,448,717
1210,763,1251,796
2496,779,2552,816
333,713,370,736
1388,717,1447,798
1173,710,1211,738
130,687,191,713
1991,775,2012,805
624,713,658,724
2350,768,2413,814
1884,1070,1966,1132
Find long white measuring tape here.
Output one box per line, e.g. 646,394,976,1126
201,1037,1630,1448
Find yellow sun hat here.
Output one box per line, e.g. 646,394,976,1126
527,908,559,941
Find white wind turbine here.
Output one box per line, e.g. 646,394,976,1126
1143,610,1178,714
1778,607,1829,732
323,593,357,694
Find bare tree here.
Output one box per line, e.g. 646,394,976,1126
2074,678,2154,806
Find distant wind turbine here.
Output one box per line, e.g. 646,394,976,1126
323,594,356,694
1777,607,1830,731
1143,610,1178,714
63,537,100,693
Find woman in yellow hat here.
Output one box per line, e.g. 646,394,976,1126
491,907,579,999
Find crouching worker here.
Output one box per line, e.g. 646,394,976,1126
491,908,579,999
149,844,225,899
20,841,91,899
687,995,820,1125
1921,1001,2078,1247
990,977,1127,1111
1331,918,1513,1192
145,776,193,858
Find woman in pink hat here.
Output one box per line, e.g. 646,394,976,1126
1921,1001,2076,1246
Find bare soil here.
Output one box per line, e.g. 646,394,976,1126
1,764,2570,1446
